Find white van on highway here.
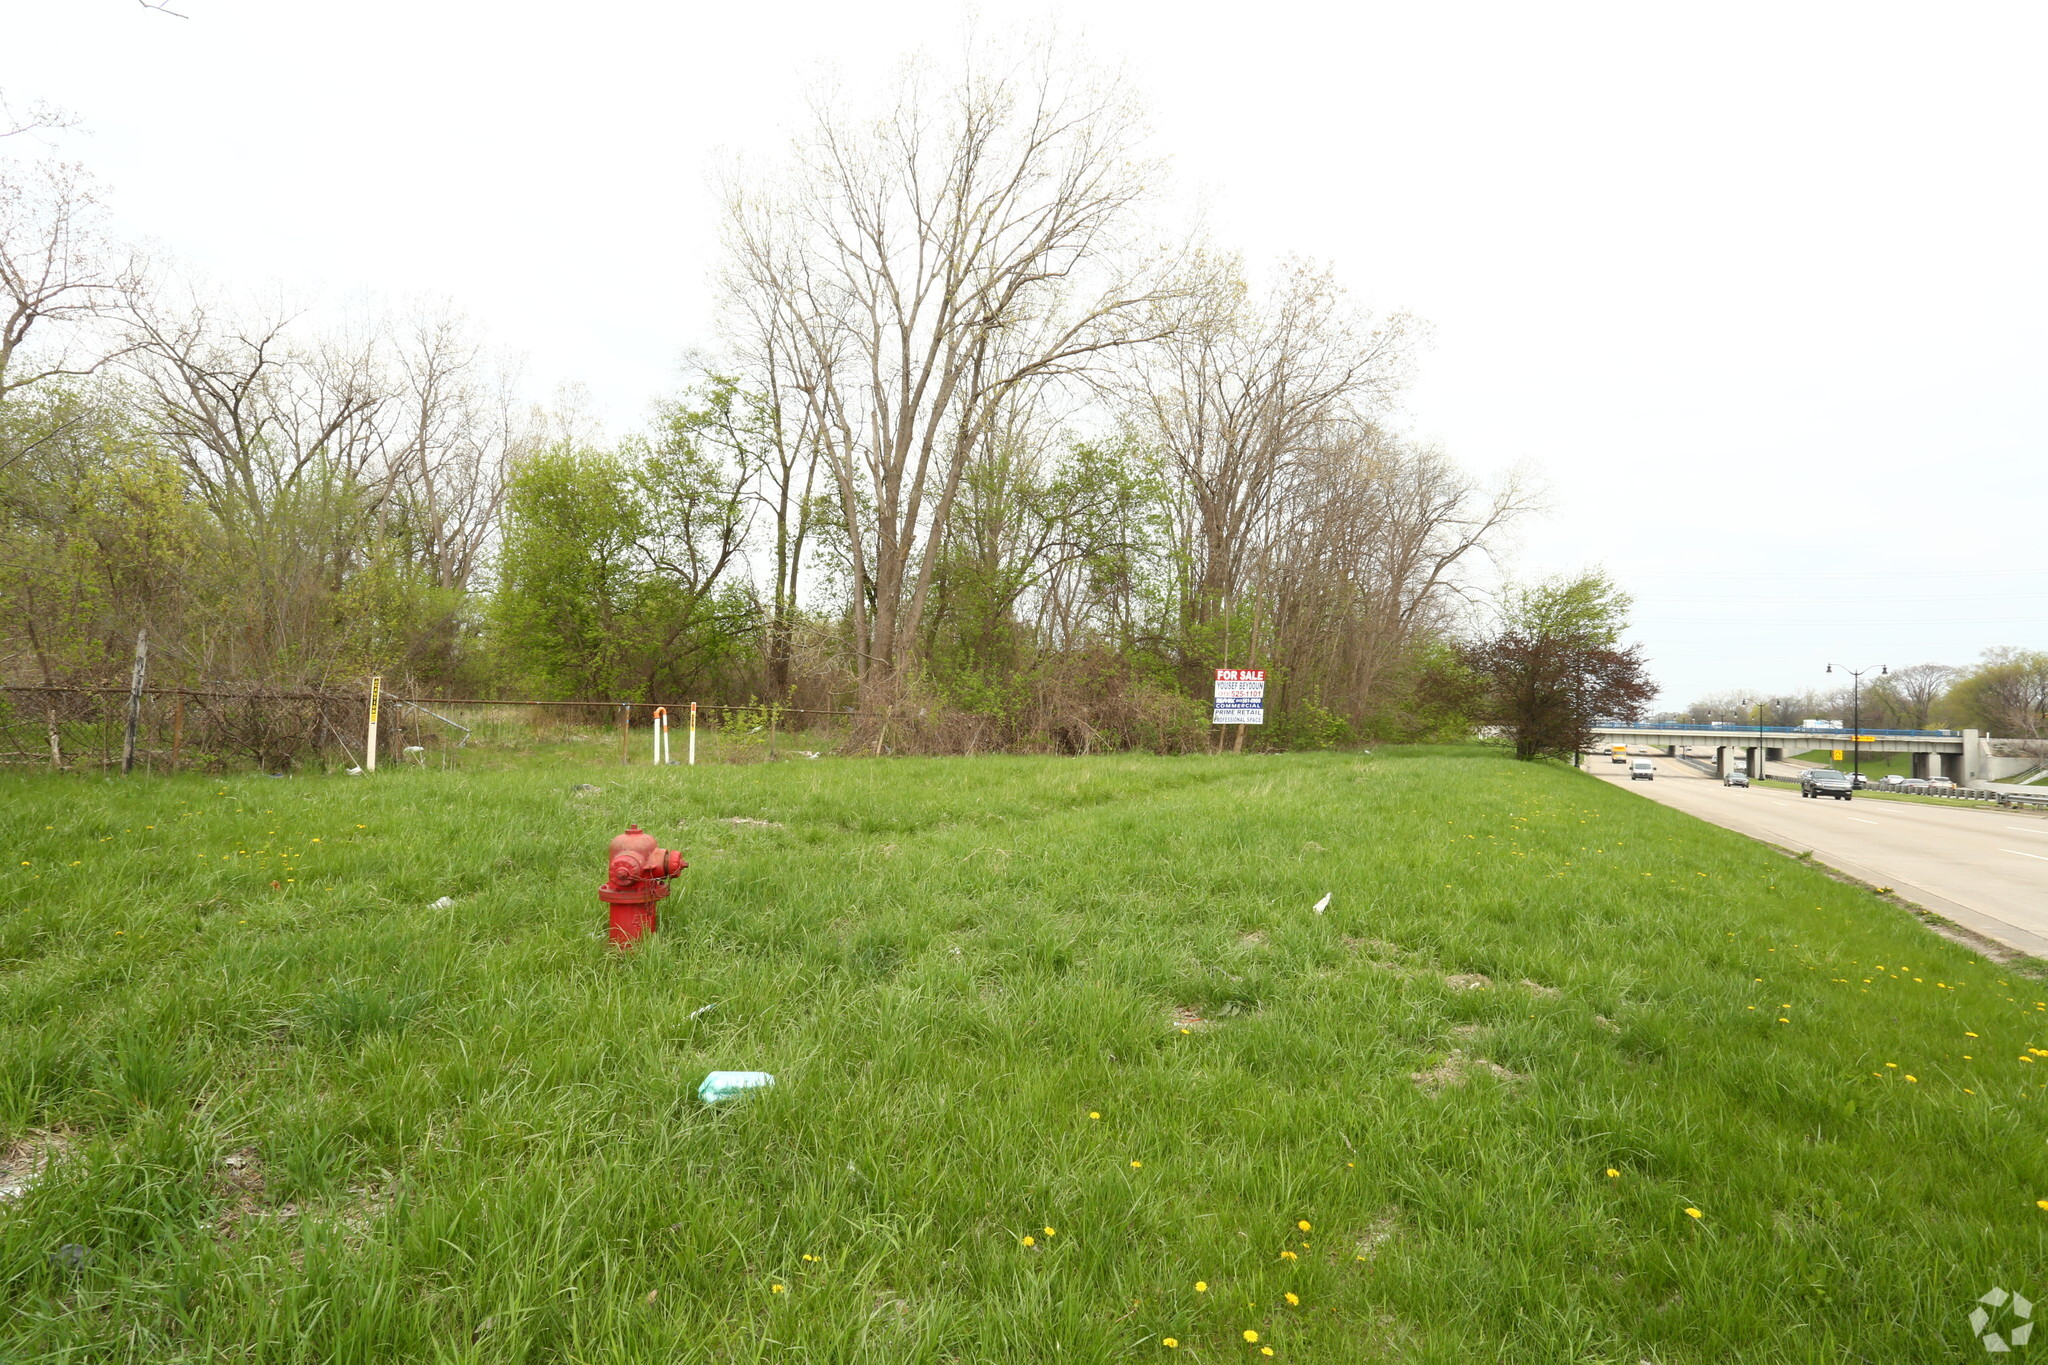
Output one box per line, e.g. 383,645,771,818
1630,758,1656,782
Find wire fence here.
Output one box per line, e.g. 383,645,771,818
0,684,886,775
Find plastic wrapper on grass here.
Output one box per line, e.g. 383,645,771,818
698,1071,776,1105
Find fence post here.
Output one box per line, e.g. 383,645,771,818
366,675,381,773
619,704,629,766
688,702,697,766
171,692,185,770
121,628,148,775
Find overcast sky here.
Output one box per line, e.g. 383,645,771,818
4,0,2043,707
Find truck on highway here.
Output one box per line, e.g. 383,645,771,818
1611,745,1628,764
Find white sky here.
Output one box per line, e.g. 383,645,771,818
4,0,2043,707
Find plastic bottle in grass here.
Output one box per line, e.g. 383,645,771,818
699,1071,775,1105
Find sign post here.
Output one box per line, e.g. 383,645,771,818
1213,669,1266,751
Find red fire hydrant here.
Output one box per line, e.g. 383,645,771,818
599,824,686,945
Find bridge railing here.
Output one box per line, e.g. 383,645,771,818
1592,723,1962,739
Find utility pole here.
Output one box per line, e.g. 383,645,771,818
1826,663,1886,784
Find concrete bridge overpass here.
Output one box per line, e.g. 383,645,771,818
1588,723,1985,783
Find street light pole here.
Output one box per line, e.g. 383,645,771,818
1751,697,1763,781
1826,663,1887,784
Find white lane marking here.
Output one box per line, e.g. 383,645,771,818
2000,849,2048,862
2007,826,2048,836
1848,817,1879,825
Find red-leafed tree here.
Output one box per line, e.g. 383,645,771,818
1465,573,1654,761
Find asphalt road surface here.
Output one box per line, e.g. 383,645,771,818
1589,751,2048,957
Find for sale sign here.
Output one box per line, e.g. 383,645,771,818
1213,668,1266,725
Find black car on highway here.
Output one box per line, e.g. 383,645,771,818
1800,769,1854,801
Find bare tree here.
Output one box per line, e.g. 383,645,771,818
1127,256,1412,677
0,158,139,407
387,311,513,592
1868,662,1958,729
1,92,75,141
721,39,1176,699
1265,429,1529,716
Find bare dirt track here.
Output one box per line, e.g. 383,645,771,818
1591,752,2048,957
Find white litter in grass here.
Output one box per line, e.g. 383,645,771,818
429,896,456,910
345,767,363,776
1313,893,1332,914
687,1001,719,1020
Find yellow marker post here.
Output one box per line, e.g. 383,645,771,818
366,675,381,772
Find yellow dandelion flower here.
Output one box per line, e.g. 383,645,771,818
1244,1330,1260,1343
2036,1200,2048,1211
1044,1227,1056,1237
1280,1250,1297,1260
1885,1062,1898,1068
1131,1160,1143,1168
1089,1111,1101,1120
1163,1340,1179,1349
1684,1208,1702,1220
771,1283,785,1293
1297,1220,1311,1232
1195,1281,1208,1293
1262,1350,1274,1358
1022,1236,1035,1246
1284,1292,1299,1306
1606,1168,1619,1178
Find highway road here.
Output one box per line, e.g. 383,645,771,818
1589,751,2048,957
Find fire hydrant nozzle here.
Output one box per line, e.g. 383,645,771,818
599,823,686,945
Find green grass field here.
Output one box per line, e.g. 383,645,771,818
4,747,2047,1361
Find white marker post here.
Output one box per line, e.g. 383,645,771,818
653,707,668,765
688,702,698,766
366,675,381,772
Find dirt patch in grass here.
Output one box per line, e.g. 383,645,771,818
214,1147,295,1239
1353,1209,1402,1261
1410,1050,1522,1095
1518,978,1561,998
1171,1006,1217,1032
0,1131,71,1203
1443,973,1492,991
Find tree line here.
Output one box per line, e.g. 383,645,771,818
1,45,1584,757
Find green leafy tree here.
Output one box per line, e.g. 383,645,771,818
1943,649,2048,738
491,443,649,699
